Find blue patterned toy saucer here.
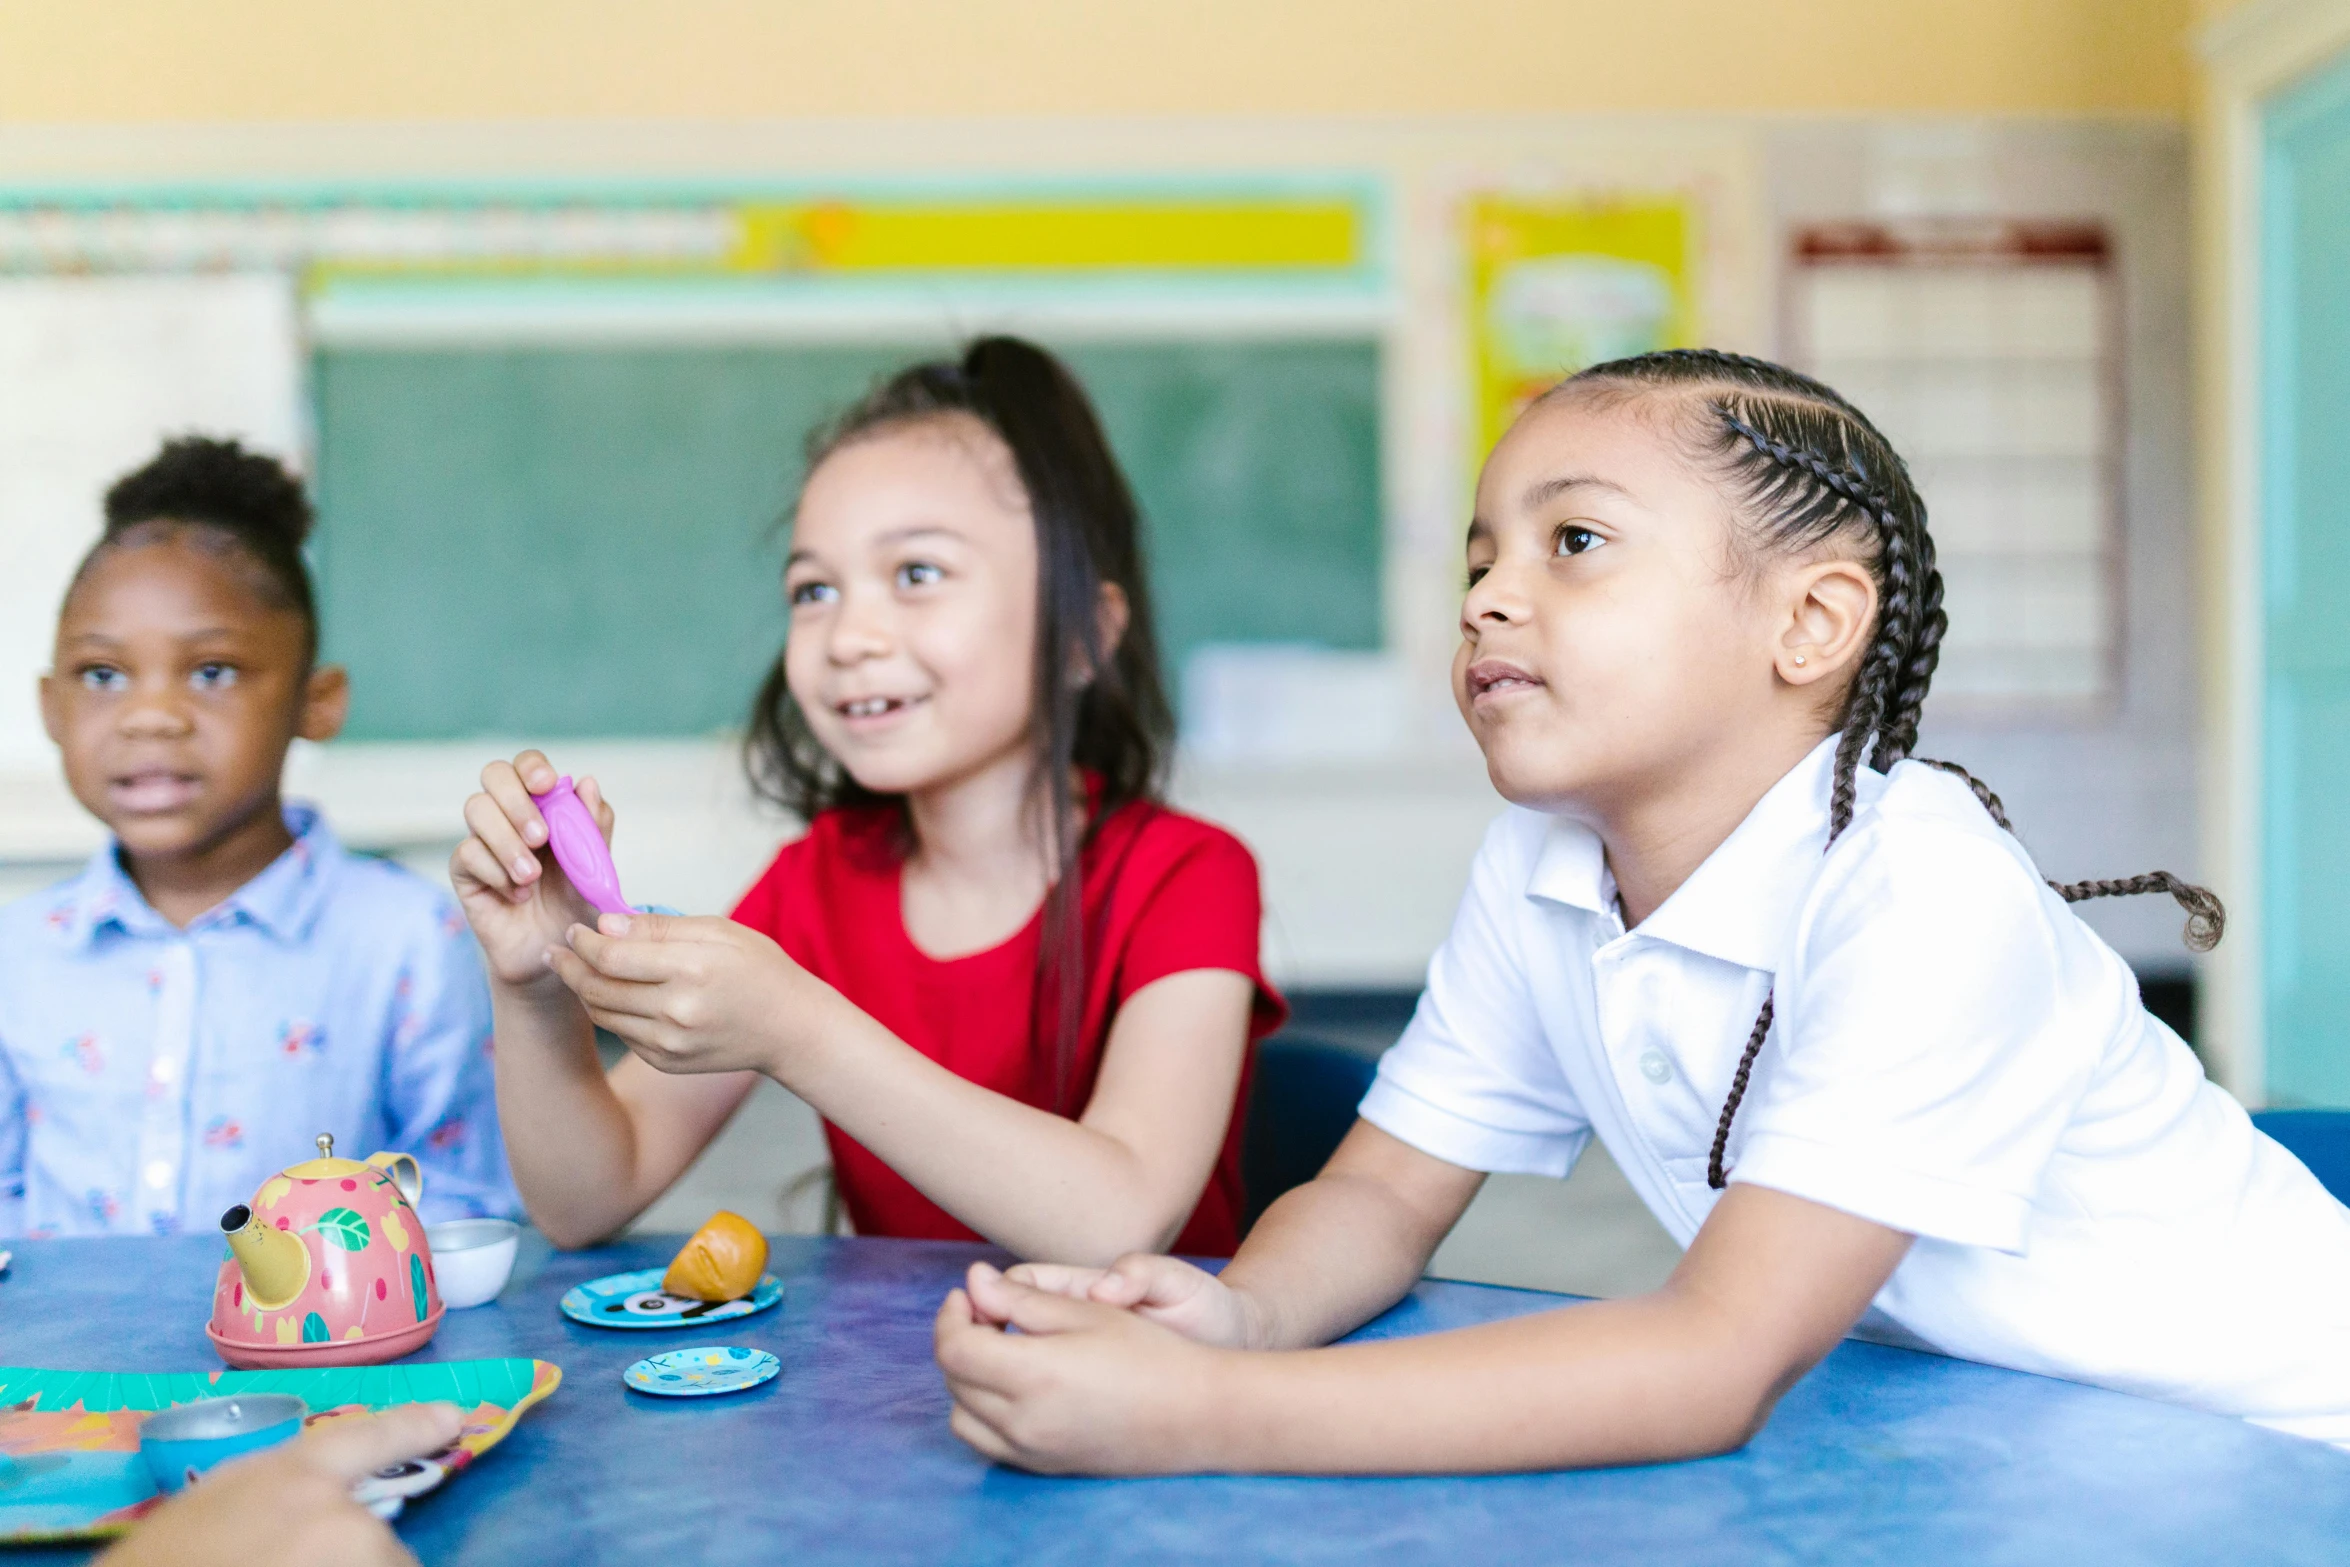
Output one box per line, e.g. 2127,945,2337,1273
559,1268,783,1330
623,1346,780,1398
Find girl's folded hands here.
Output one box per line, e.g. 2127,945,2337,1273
934,1261,1231,1475
984,1254,1264,1349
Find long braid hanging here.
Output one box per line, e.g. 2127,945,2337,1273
1558,360,2239,1192
1703,409,1919,1185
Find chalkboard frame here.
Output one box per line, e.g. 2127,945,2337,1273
310,334,1386,741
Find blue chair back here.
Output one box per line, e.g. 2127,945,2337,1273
1242,1036,1379,1229
2252,1109,2350,1204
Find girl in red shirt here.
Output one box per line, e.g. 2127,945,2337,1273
452,338,1284,1262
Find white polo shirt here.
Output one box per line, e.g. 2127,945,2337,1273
1363,737,2350,1447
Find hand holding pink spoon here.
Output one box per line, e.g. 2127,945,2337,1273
529,775,634,917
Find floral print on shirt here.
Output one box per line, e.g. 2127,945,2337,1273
0,804,518,1238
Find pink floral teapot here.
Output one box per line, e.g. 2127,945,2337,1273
207,1134,443,1368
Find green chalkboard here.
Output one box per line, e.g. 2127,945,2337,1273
311,338,1381,740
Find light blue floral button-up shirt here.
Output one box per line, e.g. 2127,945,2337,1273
0,804,518,1238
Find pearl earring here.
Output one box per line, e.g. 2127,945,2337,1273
1792,654,1808,667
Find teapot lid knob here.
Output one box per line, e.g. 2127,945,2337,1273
315,1133,334,1159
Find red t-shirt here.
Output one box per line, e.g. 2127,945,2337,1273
729,796,1287,1256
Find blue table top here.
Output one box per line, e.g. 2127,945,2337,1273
5,1233,2348,1565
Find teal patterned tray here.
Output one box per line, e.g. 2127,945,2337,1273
0,1357,561,1542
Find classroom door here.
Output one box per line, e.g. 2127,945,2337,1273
2262,47,2350,1106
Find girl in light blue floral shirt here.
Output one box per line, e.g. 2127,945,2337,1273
0,437,515,1237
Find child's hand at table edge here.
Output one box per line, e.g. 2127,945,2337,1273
96,1402,464,1567
981,1257,1263,1350
935,1270,1228,1475
550,910,820,1078
452,749,611,990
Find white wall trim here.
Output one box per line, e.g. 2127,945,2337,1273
2194,0,2350,1099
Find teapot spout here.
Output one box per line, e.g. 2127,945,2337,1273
220,1204,310,1310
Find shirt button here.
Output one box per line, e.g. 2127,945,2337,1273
143,1160,173,1189
151,1057,177,1084
1638,1048,1674,1085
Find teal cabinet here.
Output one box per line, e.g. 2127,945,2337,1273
2263,51,2350,1104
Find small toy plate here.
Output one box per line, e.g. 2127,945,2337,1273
559,1268,783,1330
624,1346,780,1399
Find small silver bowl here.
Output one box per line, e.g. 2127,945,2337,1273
140,1393,307,1492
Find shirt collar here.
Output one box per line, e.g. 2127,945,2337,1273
1524,736,1841,975
1525,811,1613,922
48,802,340,948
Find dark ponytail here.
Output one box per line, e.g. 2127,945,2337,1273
744,336,1175,1109
1551,349,2224,1190
78,435,319,662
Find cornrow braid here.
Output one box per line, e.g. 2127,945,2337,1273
1878,551,1946,765
1718,408,1919,835
1704,997,1774,1196
1918,757,2013,830
2054,874,2225,951
1918,761,2223,949
1552,348,2226,1191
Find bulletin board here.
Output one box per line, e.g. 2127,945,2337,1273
0,182,1389,743
0,186,1375,286
1464,195,1696,463
1784,220,2119,711
311,337,1383,740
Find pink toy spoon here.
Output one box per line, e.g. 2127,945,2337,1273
530,775,633,917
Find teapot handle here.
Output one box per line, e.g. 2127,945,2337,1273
366,1151,424,1208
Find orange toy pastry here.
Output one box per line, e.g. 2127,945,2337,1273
663,1211,769,1302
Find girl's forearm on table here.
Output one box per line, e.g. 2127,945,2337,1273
1195,1290,1772,1474
1180,1181,1909,1475
1219,1171,1463,1350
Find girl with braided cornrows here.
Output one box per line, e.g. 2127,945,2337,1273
930,348,2350,1474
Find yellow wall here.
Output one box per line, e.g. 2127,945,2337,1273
0,0,2196,123
2193,0,2259,25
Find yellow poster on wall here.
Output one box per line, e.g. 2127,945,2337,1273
733,197,1362,274
1467,196,1696,462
